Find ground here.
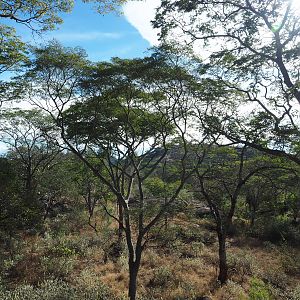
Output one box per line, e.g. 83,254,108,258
1,211,300,300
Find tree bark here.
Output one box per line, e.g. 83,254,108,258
164,196,168,230
250,209,256,228
117,200,124,244
217,229,228,284
128,262,139,300
128,247,142,300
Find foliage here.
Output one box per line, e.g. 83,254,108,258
227,251,256,280
254,215,300,244
290,285,300,300
148,266,173,288
154,0,300,165
40,255,76,279
0,157,42,235
218,280,247,300
0,25,27,74
248,277,271,300
0,278,114,300
0,0,129,77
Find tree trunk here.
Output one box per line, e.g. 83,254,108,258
217,229,228,284
128,262,139,300
118,201,124,244
164,196,168,230
128,245,142,300
25,173,33,199
250,209,256,227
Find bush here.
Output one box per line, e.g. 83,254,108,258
0,278,114,300
176,226,206,244
280,247,300,276
227,251,256,281
260,267,289,290
248,277,271,300
117,254,129,272
290,285,300,300
218,280,247,300
255,216,300,244
1,254,25,279
148,266,173,288
40,255,76,279
152,226,178,249
0,277,5,293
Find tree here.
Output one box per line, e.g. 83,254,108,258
244,167,292,228
244,175,278,228
0,25,27,74
0,109,60,206
0,157,23,236
0,0,72,78
154,0,300,165
36,152,84,221
195,145,292,284
21,42,204,300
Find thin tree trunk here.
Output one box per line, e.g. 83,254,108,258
250,209,256,227
217,228,228,284
164,196,168,230
118,201,124,244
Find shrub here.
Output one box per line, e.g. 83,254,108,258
148,266,173,288
290,284,300,300
255,216,300,244
248,277,271,300
280,248,300,276
117,254,129,272
260,267,289,290
143,249,160,268
178,241,205,259
227,251,256,281
176,226,206,244
0,277,5,293
1,254,24,279
40,255,76,279
153,226,178,249
218,280,247,300
0,278,114,300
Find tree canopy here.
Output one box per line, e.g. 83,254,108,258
154,0,300,164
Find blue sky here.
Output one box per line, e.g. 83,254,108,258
12,0,160,62
0,0,160,153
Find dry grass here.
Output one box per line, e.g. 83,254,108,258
3,215,300,300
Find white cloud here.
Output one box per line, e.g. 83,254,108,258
123,0,161,46
46,31,122,42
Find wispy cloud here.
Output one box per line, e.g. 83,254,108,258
123,0,161,46
88,44,140,61
47,31,122,42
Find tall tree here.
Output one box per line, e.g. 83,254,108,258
21,42,204,300
195,146,294,284
154,0,300,165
